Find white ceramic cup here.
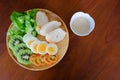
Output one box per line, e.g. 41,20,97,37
70,12,95,36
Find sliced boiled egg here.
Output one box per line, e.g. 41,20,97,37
23,33,33,43
25,37,38,47
23,33,38,47
46,43,58,55
30,40,41,53
37,41,48,55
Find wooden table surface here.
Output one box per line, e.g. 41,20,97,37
0,0,120,80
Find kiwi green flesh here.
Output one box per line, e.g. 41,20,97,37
21,54,31,60
8,35,23,50
13,38,22,46
17,50,32,65
12,43,28,57
15,43,27,52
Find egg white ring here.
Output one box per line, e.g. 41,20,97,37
25,37,38,47
70,12,95,36
23,33,38,46
29,40,41,53
23,33,34,43
46,43,58,55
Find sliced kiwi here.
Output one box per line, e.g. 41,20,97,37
8,35,23,50
17,49,33,65
13,43,28,57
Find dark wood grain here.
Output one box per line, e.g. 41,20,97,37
0,0,120,80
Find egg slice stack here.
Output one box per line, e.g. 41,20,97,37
23,33,58,55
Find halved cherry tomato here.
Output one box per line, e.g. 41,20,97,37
29,54,59,66
44,54,53,65
44,54,59,65
48,55,59,63
29,54,42,66
36,56,46,66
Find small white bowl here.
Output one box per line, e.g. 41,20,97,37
70,12,95,36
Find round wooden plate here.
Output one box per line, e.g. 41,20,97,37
6,9,69,71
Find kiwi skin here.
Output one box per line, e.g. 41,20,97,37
17,49,33,65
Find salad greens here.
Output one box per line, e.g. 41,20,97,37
8,9,38,37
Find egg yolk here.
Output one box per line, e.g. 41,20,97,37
33,44,38,52
48,47,55,53
28,40,34,46
38,44,46,52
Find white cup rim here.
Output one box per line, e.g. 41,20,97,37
70,12,95,36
